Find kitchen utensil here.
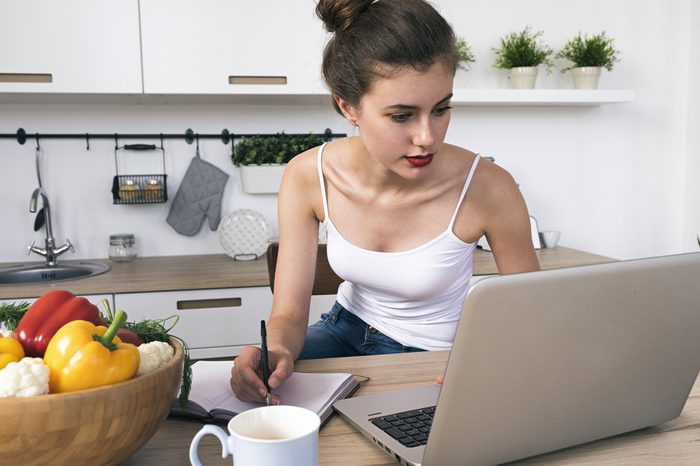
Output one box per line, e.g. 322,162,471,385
217,209,272,260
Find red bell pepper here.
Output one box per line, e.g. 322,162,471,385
16,289,104,357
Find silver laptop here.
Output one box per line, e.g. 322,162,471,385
333,253,700,466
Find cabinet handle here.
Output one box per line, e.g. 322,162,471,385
0,73,52,83
229,76,287,85
176,297,242,310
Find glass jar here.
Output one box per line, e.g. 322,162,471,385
109,233,137,262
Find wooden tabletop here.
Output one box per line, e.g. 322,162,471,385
0,247,614,299
122,351,700,466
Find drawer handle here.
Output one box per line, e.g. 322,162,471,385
0,73,53,83
176,297,242,310
228,75,287,85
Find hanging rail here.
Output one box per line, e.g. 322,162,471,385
0,128,344,147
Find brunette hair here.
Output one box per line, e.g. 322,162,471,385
316,0,459,115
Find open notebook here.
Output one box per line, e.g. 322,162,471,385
170,360,360,425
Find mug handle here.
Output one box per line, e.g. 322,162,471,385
189,424,231,466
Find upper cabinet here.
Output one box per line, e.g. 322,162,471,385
0,0,143,94
140,0,328,95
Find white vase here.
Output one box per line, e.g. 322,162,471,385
239,164,286,194
571,67,601,90
508,67,538,89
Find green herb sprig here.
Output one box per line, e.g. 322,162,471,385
0,301,30,331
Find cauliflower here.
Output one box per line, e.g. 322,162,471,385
0,357,50,397
137,341,174,376
0,329,12,338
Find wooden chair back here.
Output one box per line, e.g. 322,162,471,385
266,242,343,295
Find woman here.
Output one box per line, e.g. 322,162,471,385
230,0,540,403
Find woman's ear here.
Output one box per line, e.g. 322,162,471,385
334,95,359,124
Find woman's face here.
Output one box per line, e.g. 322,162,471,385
343,61,454,179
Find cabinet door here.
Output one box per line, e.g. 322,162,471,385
140,0,327,94
114,287,273,359
0,0,142,93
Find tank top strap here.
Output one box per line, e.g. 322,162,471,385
448,154,481,229
316,142,330,222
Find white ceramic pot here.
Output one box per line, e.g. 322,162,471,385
239,164,286,194
508,66,538,89
571,67,601,90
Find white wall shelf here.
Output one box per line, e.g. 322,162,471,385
451,89,636,106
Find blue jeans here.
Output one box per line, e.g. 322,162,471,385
298,302,427,360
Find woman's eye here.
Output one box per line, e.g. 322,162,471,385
433,106,452,116
390,113,411,123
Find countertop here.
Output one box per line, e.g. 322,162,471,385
0,247,615,300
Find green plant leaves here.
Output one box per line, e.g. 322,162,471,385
492,27,554,72
231,132,327,166
556,31,620,72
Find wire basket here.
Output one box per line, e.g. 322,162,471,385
111,174,168,205
112,141,168,205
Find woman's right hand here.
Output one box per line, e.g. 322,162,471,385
229,345,295,404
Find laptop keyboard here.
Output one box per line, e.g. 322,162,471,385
369,406,435,448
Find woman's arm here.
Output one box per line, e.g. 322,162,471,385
230,151,322,402
464,158,540,275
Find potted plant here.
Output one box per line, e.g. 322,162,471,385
231,131,329,194
492,27,554,89
556,31,620,89
454,36,476,87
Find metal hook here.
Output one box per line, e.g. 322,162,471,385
35,134,40,151
195,134,201,158
85,133,90,151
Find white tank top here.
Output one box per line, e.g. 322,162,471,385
317,143,480,350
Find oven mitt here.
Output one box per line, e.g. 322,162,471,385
166,156,229,236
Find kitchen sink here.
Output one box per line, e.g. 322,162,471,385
0,261,111,285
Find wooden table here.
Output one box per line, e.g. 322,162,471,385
123,351,700,465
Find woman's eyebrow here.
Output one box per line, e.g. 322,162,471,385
383,93,454,110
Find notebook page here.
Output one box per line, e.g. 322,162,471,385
189,360,354,416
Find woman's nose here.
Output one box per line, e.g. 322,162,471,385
413,118,435,148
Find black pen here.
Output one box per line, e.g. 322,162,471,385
260,320,271,405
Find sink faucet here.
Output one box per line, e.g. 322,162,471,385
28,187,73,266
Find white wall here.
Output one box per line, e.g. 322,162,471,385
0,0,696,263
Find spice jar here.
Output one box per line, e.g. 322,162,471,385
109,234,137,263
118,179,141,202
143,179,163,202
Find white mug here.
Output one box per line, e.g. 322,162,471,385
189,405,321,466
541,230,561,248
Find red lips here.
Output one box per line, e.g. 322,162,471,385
405,154,433,167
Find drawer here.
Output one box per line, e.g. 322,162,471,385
114,287,273,356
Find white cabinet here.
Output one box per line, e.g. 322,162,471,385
140,0,327,95
114,287,274,359
0,0,143,94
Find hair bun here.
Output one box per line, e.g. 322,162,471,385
316,0,374,33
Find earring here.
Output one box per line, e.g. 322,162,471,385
350,120,358,127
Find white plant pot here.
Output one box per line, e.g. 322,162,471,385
571,67,601,90
508,67,538,89
239,164,286,194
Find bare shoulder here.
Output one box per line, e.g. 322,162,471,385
467,154,521,208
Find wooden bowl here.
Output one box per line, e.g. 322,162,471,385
0,339,184,466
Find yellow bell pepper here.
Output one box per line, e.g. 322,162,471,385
43,310,140,393
0,336,25,370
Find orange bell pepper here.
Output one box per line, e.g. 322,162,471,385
43,310,140,393
0,336,25,370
